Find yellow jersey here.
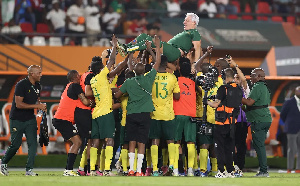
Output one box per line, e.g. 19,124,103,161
151,72,180,121
196,72,203,117
120,94,128,126
90,66,112,119
205,76,223,124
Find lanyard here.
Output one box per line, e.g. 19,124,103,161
31,85,39,96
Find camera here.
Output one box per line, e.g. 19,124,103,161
199,123,213,135
190,118,213,135
225,54,231,59
195,66,218,91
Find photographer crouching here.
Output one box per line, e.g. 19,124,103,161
205,68,243,178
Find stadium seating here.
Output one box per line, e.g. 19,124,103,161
20,23,34,38
241,4,253,20
0,103,11,142
272,16,284,22
36,23,50,39
256,2,271,21
49,37,63,46
23,36,31,46
32,36,46,46
287,16,296,25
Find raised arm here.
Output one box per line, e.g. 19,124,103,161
145,40,156,63
127,53,134,71
228,58,247,89
107,35,117,70
152,35,161,71
195,46,213,73
108,54,129,78
193,40,201,62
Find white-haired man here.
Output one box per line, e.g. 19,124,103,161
117,13,201,62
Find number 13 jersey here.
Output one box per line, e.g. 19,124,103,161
151,72,180,121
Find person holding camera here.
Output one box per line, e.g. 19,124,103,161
206,68,243,178
242,68,272,177
227,57,250,177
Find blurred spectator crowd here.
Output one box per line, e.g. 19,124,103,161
0,0,299,46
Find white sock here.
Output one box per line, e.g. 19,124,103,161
137,154,144,173
128,152,135,172
78,167,84,171
188,167,193,174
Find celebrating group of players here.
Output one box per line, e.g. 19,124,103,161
53,13,252,178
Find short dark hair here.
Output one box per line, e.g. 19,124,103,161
224,68,234,79
179,57,191,77
90,56,103,74
91,61,102,74
160,55,168,68
125,71,135,79
145,64,152,73
201,63,211,74
67,70,78,82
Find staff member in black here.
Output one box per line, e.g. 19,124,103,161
206,68,242,178
0,65,46,176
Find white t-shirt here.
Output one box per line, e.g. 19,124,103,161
214,0,228,5
102,12,121,32
46,9,66,30
165,1,181,17
84,5,101,31
199,2,217,18
67,5,85,32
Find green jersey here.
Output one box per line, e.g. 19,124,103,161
168,29,201,53
246,81,272,123
120,68,157,115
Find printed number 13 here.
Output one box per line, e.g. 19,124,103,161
155,82,168,99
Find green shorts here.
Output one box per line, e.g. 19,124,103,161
91,112,115,139
163,42,182,62
149,119,175,140
120,125,128,146
197,122,214,145
175,115,196,143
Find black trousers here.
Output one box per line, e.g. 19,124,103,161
214,124,235,173
233,122,248,170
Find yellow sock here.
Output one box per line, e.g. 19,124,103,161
168,143,175,166
174,144,180,169
146,148,152,168
121,149,128,172
119,151,122,162
199,149,208,172
193,147,198,170
162,148,168,166
211,158,218,172
184,157,187,170
90,147,98,171
133,148,138,171
151,145,159,171
100,149,105,171
187,144,195,169
104,146,113,171
79,146,87,169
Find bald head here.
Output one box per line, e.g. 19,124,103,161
27,65,42,83
214,58,229,74
250,68,265,84
27,65,41,74
134,63,145,76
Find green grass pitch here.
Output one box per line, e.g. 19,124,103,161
1,172,300,186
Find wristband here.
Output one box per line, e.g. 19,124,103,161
236,64,238,68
